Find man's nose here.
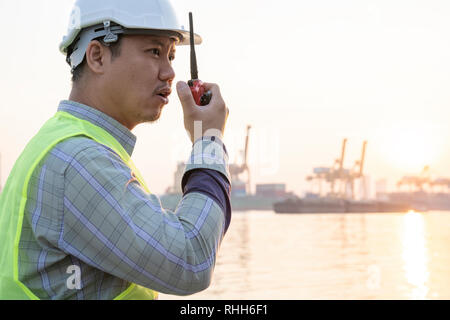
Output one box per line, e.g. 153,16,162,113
159,61,176,83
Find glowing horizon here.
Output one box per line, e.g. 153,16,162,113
0,0,449,197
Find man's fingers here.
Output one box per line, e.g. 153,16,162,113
200,82,226,111
177,81,227,115
201,82,221,99
176,81,196,113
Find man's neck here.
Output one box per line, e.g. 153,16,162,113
69,86,135,130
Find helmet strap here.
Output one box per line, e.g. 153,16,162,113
102,21,119,44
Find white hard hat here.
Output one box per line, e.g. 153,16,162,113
60,0,202,70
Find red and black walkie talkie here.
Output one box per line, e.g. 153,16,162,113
188,12,212,106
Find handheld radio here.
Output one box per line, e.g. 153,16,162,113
187,12,212,106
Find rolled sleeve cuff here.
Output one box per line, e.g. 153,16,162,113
184,136,231,182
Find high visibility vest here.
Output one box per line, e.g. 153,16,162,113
0,111,158,300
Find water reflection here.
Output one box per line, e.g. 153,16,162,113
212,212,251,296
402,211,429,299
159,211,450,300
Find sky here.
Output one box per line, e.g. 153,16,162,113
0,0,450,196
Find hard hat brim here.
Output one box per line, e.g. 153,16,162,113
60,27,202,54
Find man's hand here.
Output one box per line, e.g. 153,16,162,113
176,81,229,143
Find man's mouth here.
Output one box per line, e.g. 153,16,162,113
155,87,172,104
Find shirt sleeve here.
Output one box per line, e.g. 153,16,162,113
182,169,232,235
52,138,231,296
181,136,232,234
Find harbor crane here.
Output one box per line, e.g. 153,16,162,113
397,166,431,192
306,138,348,198
306,139,368,199
397,166,450,193
431,177,450,193
346,140,368,199
229,125,252,195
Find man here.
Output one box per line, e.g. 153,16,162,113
0,0,231,300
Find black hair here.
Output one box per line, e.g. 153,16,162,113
68,36,123,83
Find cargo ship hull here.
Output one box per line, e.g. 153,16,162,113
273,198,414,214
383,192,450,211
160,193,288,212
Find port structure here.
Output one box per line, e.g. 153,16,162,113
229,125,252,196
396,165,431,192
306,139,368,200
345,140,368,199
163,125,253,197
431,177,450,193
396,165,450,193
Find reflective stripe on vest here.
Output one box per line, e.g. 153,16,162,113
0,111,158,300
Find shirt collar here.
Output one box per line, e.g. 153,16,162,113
58,100,137,156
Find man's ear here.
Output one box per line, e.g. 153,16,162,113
85,40,110,75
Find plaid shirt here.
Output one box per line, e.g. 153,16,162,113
19,100,231,299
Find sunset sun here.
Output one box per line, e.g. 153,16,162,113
378,124,442,172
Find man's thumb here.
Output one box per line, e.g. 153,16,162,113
176,81,196,110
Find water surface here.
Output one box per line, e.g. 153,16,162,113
160,210,450,300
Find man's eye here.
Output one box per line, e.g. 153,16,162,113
148,48,160,56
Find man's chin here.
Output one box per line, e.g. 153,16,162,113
144,107,163,123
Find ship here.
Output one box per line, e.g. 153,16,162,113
274,139,415,214
160,180,292,212
160,125,291,211
273,194,413,214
